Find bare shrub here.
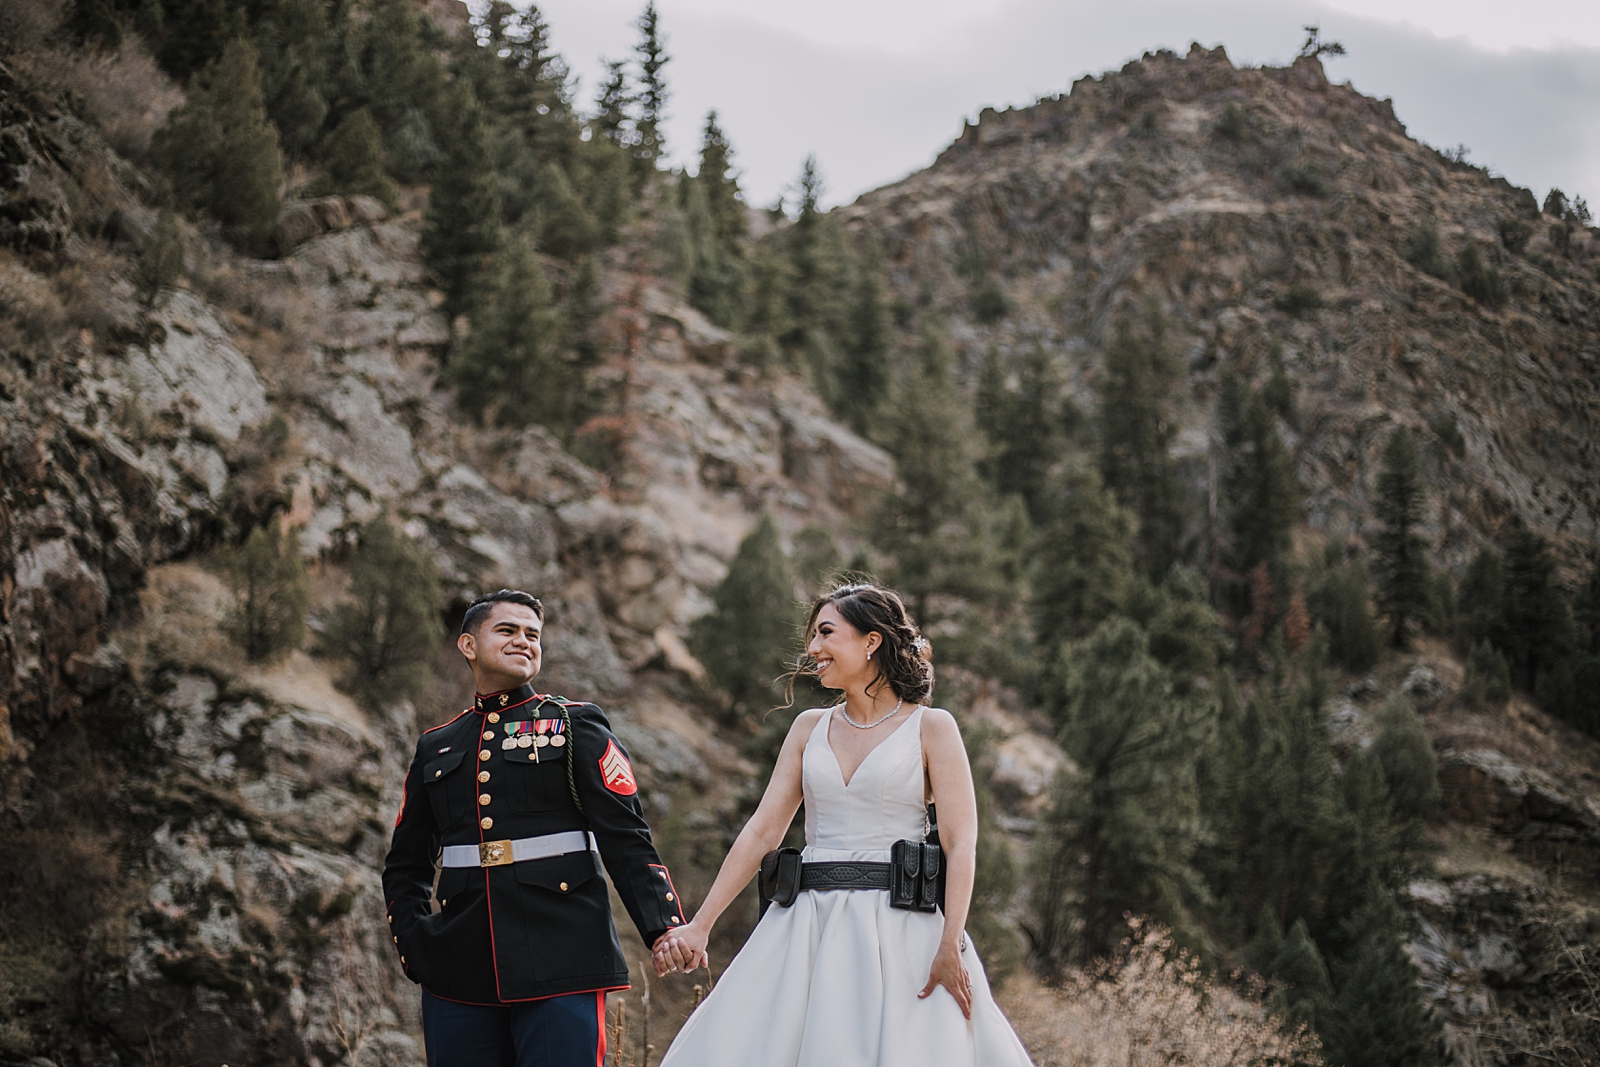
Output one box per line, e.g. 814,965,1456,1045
0,253,66,344
1003,919,1322,1067
76,36,183,161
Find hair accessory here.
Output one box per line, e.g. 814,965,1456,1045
913,635,928,652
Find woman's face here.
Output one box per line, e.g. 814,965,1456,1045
806,603,881,691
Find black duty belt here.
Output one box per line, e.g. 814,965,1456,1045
798,860,892,892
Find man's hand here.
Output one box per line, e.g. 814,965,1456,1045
651,921,710,976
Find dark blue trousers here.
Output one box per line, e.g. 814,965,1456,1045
420,988,606,1067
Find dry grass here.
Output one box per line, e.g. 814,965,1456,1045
1001,920,1322,1067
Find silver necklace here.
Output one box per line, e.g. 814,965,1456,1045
838,698,903,729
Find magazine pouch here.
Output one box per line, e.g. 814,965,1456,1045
758,846,803,918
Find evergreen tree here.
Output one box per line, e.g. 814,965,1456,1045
1031,464,1137,655
1306,547,1380,672
1030,617,1208,969
311,107,397,206
1370,692,1441,823
1097,317,1182,580
1458,546,1507,650
420,80,502,319
1219,370,1299,583
255,0,332,159
1501,526,1573,691
447,224,568,430
874,326,996,619
535,163,601,260
835,239,891,434
1270,918,1333,1030
689,514,797,713
791,524,843,597
342,0,447,173
686,115,751,328
155,0,248,78
220,521,309,662
1463,639,1512,706
136,209,185,305
1373,427,1431,646
593,59,633,149
631,2,668,177
1570,556,1600,738
978,344,1077,522
1322,890,1445,1067
323,514,444,702
151,37,284,251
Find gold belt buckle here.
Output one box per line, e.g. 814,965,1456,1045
479,839,514,867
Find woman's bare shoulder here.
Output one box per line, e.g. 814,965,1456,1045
788,706,833,734
919,706,964,746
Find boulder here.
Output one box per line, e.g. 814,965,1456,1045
272,201,323,255
345,194,389,225
310,195,352,231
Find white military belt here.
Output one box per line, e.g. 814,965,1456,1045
441,831,598,868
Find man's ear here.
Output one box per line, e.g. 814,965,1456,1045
457,631,477,662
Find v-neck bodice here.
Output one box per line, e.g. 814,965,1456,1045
802,705,927,852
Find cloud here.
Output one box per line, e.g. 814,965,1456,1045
535,0,1600,208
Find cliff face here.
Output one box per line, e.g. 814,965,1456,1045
844,45,1600,570
0,58,891,1062
841,45,1600,1066
3,34,1599,1067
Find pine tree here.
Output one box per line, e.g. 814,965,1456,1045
344,0,448,159
220,521,309,662
1458,546,1507,650
312,107,397,206
594,59,633,149
1370,692,1441,823
631,2,669,177
874,326,996,619
323,514,444,703
1501,526,1574,692
136,209,185,305
1323,889,1445,1067
1031,463,1137,655
689,514,797,713
1219,371,1299,584
978,344,1077,522
686,117,751,327
1570,556,1600,738
791,524,842,597
1463,639,1512,706
1306,546,1380,672
1029,617,1208,969
835,238,891,434
1097,317,1182,580
1270,918,1333,1030
447,224,568,430
420,80,502,319
1372,426,1431,646
155,0,248,79
151,37,284,251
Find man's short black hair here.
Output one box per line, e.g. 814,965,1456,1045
461,589,544,636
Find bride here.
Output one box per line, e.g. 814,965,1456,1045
651,582,1035,1066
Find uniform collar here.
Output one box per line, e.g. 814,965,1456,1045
475,683,542,715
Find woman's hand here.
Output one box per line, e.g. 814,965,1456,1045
918,940,972,1019
651,920,710,976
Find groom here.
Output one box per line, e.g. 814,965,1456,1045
384,589,685,1067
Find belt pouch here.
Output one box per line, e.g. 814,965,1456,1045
890,839,921,909
919,842,943,913
758,847,803,917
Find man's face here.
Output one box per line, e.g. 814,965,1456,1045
458,603,543,689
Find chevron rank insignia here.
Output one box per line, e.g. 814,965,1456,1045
599,739,637,796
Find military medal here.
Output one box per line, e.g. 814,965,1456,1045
549,719,566,747
534,720,551,747
501,737,516,751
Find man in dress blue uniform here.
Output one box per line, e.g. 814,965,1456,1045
384,589,685,1067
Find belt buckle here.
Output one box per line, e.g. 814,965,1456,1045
479,839,514,867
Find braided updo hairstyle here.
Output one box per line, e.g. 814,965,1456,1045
797,582,933,705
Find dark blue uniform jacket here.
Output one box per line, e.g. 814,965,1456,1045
382,684,684,1004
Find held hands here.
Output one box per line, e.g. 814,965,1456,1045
918,940,972,1020
651,920,710,977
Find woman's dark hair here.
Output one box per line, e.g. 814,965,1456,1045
786,582,934,706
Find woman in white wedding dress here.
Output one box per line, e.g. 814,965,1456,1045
652,583,1035,1067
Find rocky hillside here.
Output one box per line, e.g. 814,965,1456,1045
842,45,1600,1066
2,24,1599,1067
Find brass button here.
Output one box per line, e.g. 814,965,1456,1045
483,730,494,740
401,956,406,964
669,916,680,924
480,816,494,830
479,749,492,760
488,712,501,724
386,915,392,923
440,899,447,908
392,936,397,943
478,793,491,806
478,771,490,783
666,893,674,902
559,882,569,892
434,770,442,778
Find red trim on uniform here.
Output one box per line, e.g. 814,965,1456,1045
475,689,542,715
595,990,607,1067
648,863,686,926
394,778,408,827
423,707,473,734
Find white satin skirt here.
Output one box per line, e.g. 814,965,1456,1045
657,847,1035,1067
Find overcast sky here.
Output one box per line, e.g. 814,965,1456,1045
520,0,1600,210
